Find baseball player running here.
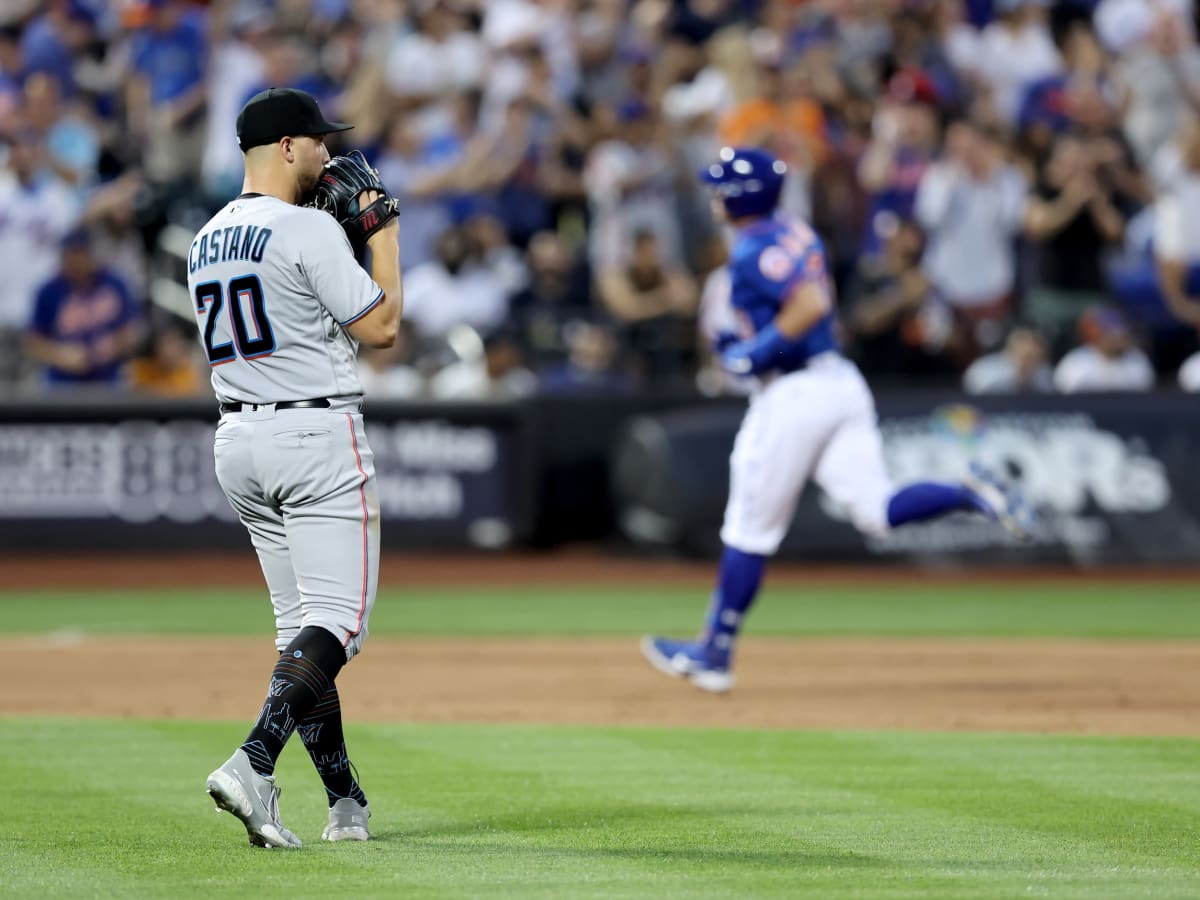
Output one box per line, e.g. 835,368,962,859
642,147,1033,694
190,88,402,847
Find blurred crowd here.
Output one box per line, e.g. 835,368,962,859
5,0,1200,399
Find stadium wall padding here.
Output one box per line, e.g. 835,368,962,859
0,392,1196,566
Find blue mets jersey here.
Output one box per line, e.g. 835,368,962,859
729,213,838,373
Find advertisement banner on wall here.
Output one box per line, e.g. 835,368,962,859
3,392,1198,565
0,402,531,550
612,393,1200,566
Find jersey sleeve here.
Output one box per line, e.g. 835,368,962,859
736,236,828,307
297,212,386,326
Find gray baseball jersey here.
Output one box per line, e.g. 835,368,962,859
187,193,383,404
188,192,385,660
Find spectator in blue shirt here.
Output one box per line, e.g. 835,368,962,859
130,0,206,106
127,0,208,185
19,0,93,95
858,69,942,259
25,229,142,386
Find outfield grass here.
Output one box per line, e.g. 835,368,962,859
0,719,1197,899
3,581,1198,897
0,582,1198,638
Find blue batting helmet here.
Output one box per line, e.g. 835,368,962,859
699,147,787,219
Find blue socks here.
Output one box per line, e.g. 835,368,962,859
701,547,767,654
886,481,986,528
698,485,980,659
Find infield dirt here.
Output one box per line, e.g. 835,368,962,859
3,635,1197,736
5,551,1198,737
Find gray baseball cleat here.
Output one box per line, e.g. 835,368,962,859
206,749,302,849
322,798,371,842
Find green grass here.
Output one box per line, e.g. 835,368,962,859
3,581,1196,896
0,719,1197,899
0,582,1197,639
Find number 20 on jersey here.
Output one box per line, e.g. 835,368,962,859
194,276,275,365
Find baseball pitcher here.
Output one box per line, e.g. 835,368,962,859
190,88,402,847
642,147,1034,694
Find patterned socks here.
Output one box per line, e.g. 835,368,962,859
296,684,369,808
240,626,346,778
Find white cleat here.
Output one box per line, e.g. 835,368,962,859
323,798,371,842
964,462,1037,540
206,749,302,849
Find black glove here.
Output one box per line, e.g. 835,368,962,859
309,151,398,253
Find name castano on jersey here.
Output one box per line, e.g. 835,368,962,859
186,193,383,405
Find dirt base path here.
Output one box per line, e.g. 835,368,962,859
4,635,1198,736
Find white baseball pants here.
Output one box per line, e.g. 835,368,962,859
721,354,893,556
214,405,380,659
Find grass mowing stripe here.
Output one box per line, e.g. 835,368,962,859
2,583,1199,638
390,724,1200,886
0,721,881,899
1,719,1197,899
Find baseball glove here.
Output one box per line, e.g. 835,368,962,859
309,151,398,252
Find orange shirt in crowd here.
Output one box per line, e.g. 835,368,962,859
718,98,828,170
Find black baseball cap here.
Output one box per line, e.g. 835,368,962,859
236,88,353,150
